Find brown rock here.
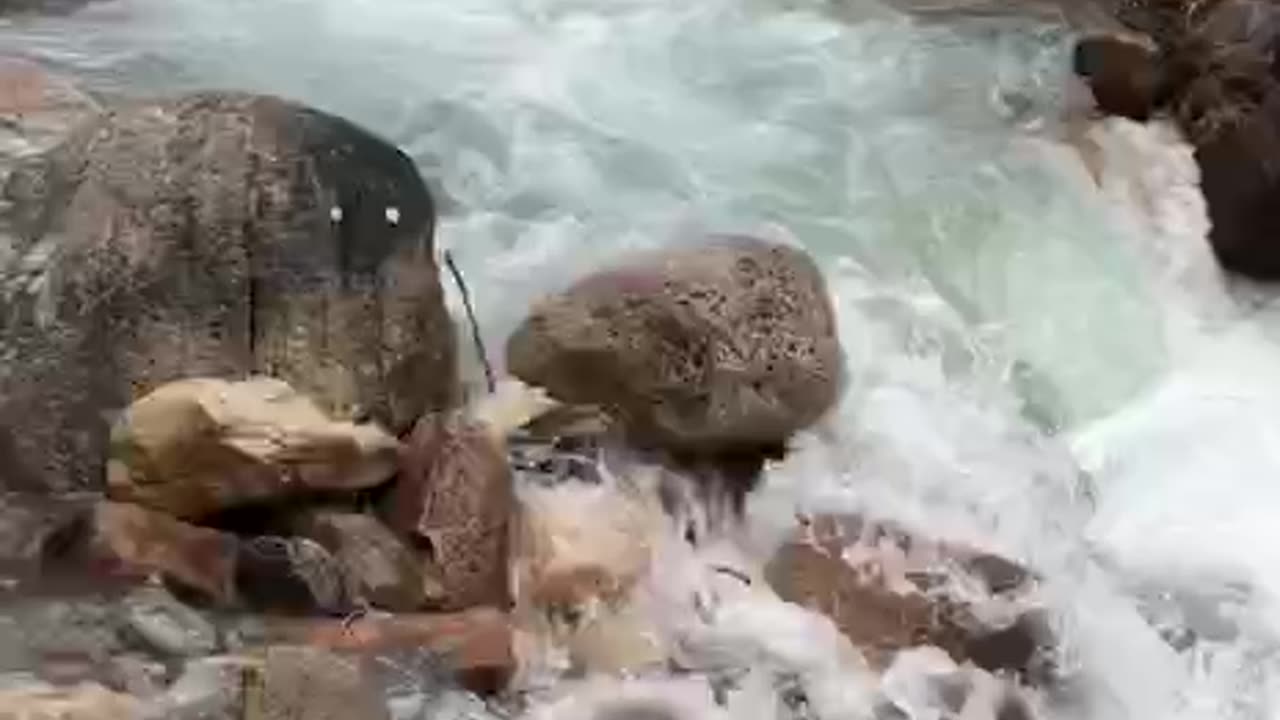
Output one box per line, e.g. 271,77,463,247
289,510,427,611
106,377,401,519
383,408,513,612
257,608,513,695
506,235,842,455
1073,34,1162,120
47,501,238,605
0,682,141,720
0,90,455,494
766,514,1049,677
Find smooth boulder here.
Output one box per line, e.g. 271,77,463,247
106,377,400,519
0,91,455,493
506,235,842,455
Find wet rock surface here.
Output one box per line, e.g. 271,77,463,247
0,90,455,494
117,585,219,658
106,377,401,520
506,235,842,456
766,514,1053,678
234,535,349,615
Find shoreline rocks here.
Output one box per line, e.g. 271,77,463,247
0,90,455,494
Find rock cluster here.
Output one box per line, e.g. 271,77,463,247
0,60,1058,720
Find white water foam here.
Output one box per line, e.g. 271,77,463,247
4,0,1280,717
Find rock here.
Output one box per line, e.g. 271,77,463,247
255,608,514,695
147,647,391,720
46,501,238,605
1072,34,1162,120
0,682,141,720
246,646,390,720
234,535,349,615
106,377,401,519
289,510,427,612
117,585,219,658
766,514,1050,677
146,655,260,720
506,235,842,456
0,599,123,684
384,380,557,611
1098,0,1280,280
0,494,92,590
0,90,455,494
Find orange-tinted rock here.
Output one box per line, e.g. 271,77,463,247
384,411,512,611
257,608,514,694
106,377,401,520
46,501,238,605
0,682,141,720
766,514,1050,678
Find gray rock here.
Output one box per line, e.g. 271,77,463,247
234,536,349,614
507,235,842,454
118,585,219,658
103,653,168,698
0,91,456,493
289,510,427,612
145,655,257,720
251,646,390,720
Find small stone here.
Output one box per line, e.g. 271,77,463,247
289,510,426,611
235,536,349,614
102,654,168,699
145,655,262,720
246,646,390,720
118,585,219,658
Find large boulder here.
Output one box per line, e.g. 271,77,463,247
106,377,401,519
0,91,455,494
506,235,842,456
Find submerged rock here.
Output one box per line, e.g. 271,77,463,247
506,235,842,457
384,379,557,611
766,514,1052,679
0,90,455,494
107,377,401,519
117,585,219,658
1073,34,1161,121
289,509,427,611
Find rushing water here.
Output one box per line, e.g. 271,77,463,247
4,0,1280,718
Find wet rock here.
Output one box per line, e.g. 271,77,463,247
117,585,219,658
0,90,455,494
0,599,122,684
107,377,401,519
385,380,556,611
46,501,238,605
234,535,349,615
1072,34,1162,120
0,681,141,720
290,510,426,611
766,514,1050,676
506,235,842,456
255,608,514,694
